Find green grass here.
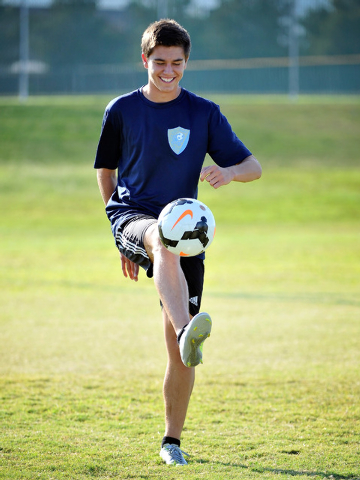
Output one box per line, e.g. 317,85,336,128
1,94,359,167
0,95,359,479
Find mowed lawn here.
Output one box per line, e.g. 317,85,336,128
0,95,359,479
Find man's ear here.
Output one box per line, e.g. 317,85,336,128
141,53,148,69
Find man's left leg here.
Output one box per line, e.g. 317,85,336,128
160,310,194,465
163,310,195,439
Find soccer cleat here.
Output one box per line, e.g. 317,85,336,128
179,312,212,367
160,443,190,466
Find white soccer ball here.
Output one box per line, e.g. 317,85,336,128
158,198,216,257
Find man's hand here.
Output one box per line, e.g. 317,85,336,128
120,252,139,282
200,165,233,189
200,156,261,188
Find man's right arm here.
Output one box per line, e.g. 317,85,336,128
96,167,139,281
96,168,117,205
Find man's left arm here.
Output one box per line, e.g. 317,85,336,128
200,155,262,189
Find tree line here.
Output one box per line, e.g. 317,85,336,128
0,0,359,70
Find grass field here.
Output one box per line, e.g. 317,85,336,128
0,95,359,479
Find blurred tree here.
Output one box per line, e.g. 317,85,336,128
121,0,157,61
30,0,130,68
170,0,192,21
189,0,291,60
4,0,358,73
123,0,193,59
301,0,360,55
0,3,19,65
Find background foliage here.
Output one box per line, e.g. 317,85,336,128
1,0,359,68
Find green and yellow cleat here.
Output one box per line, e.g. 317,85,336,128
179,312,212,367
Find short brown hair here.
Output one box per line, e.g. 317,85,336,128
141,19,191,60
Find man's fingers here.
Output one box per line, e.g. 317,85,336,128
205,171,222,187
120,253,128,278
201,165,231,188
120,253,138,281
132,263,139,282
201,166,223,185
200,165,214,181
127,259,138,281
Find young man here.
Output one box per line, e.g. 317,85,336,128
94,19,261,466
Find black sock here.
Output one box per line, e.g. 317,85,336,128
177,324,188,345
162,436,180,448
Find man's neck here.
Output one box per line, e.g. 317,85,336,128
142,84,182,103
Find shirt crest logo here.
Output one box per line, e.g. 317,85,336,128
168,127,190,155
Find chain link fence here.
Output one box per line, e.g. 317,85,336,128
1,0,359,96
1,56,359,96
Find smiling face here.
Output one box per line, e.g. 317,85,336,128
142,45,188,103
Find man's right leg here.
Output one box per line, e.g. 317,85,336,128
115,215,211,367
144,223,190,336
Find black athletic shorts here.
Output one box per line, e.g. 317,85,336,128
114,214,204,316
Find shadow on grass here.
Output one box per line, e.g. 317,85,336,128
193,460,359,480
208,290,360,307
250,466,359,480
15,277,360,308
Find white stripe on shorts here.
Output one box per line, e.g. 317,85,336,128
115,227,149,259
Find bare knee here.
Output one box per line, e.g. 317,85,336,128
144,223,180,266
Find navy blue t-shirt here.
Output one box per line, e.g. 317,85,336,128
94,87,251,232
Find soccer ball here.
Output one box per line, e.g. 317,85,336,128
158,198,216,257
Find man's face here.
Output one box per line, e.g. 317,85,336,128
142,45,188,102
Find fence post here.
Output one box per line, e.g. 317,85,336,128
288,0,299,100
19,0,29,101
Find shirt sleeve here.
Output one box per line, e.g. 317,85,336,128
207,105,251,168
94,108,121,170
